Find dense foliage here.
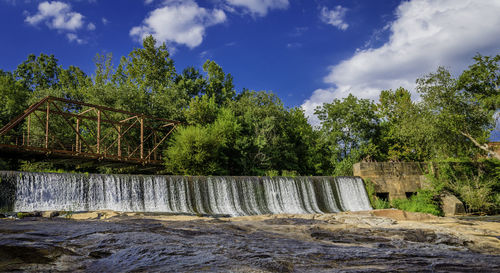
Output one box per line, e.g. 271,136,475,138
0,36,498,213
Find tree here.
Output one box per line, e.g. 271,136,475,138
0,71,30,127
377,88,428,161
14,53,60,91
185,94,219,125
175,66,206,98
203,60,235,105
417,66,496,159
165,108,241,175
228,90,288,174
122,35,176,91
458,54,499,113
281,107,322,175
458,54,500,159
316,94,380,159
164,125,221,175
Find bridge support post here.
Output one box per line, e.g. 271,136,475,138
153,133,157,160
97,110,101,154
140,117,144,159
27,115,30,146
117,125,121,157
76,118,80,153
45,101,50,149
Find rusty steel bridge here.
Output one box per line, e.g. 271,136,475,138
0,96,181,168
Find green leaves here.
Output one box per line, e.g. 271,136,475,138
458,54,500,112
315,94,380,174
202,60,235,105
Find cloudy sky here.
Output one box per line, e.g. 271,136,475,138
1,0,499,124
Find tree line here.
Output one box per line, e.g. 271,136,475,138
1,36,498,213
0,36,498,176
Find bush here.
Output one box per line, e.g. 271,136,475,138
450,176,495,213
426,159,499,214
391,190,442,216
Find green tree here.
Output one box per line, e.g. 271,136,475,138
316,94,380,163
185,94,219,125
377,88,429,161
202,60,235,105
14,53,60,91
0,71,30,127
458,54,499,112
164,125,220,175
458,54,500,159
417,67,494,159
165,108,241,175
175,66,206,98
228,90,288,174
122,35,176,91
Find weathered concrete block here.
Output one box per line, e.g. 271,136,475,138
353,162,428,201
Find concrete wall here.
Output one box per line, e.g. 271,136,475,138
0,171,17,212
353,162,428,200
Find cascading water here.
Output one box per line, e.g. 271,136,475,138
0,171,372,216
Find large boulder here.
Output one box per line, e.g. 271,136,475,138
440,191,465,216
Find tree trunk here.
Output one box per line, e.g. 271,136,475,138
461,131,500,160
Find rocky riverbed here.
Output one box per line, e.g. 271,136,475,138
1,209,499,272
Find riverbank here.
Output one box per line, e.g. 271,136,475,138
1,209,499,272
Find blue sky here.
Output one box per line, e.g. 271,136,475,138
1,0,499,131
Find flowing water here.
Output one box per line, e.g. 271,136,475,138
3,172,371,215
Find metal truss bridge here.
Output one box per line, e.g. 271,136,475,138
0,96,180,169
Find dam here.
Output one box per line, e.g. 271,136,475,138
0,172,371,216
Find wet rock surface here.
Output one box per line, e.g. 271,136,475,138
1,211,500,272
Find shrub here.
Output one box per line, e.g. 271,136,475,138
450,176,495,213
265,170,279,177
391,190,442,216
426,159,499,214
281,170,297,177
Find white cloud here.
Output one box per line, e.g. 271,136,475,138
66,33,84,44
320,5,348,30
25,1,84,31
225,0,289,16
289,26,308,37
286,42,301,49
87,22,95,31
130,0,226,49
302,0,500,124
101,17,108,25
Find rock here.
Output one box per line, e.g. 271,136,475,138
371,209,438,221
440,191,465,216
42,211,60,218
67,210,120,220
0,213,499,272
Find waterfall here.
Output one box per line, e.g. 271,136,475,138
0,172,372,216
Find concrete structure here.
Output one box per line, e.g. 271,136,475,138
353,162,428,200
